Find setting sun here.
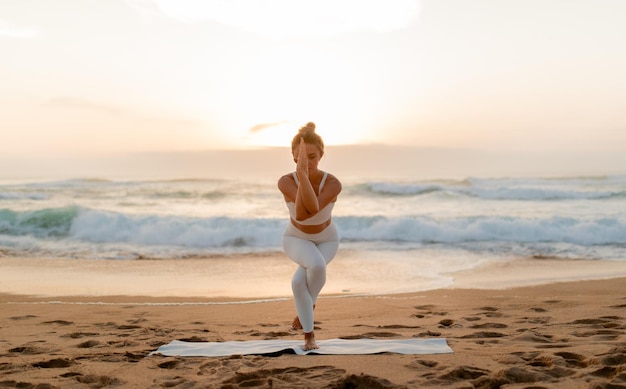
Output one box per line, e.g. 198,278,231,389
227,44,376,147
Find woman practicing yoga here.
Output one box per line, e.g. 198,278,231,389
278,122,342,350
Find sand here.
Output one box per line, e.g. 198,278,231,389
1,264,625,388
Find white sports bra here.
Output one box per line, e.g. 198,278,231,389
286,171,334,226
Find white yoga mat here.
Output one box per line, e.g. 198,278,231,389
151,338,453,357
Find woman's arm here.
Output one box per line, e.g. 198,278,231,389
277,139,313,207
315,174,341,210
278,139,342,222
292,138,318,220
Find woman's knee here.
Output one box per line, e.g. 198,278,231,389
308,263,326,282
291,274,308,294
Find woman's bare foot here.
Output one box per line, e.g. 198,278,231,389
303,331,318,350
291,316,302,330
291,305,315,331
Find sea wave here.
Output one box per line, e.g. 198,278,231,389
362,177,626,200
338,215,626,246
2,206,625,248
3,175,625,203
0,206,80,237
0,192,50,200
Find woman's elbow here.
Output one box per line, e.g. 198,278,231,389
295,209,317,221
294,211,310,222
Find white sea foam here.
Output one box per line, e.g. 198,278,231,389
0,175,625,260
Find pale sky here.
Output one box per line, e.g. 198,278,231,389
2,0,626,158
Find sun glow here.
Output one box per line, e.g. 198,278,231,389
231,45,373,147
126,0,418,149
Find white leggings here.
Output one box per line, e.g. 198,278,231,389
282,222,339,333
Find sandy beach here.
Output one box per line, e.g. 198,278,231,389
1,256,625,388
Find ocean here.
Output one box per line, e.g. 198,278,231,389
1,172,625,296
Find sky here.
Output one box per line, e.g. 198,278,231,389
1,0,626,163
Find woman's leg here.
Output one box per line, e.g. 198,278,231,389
290,237,339,330
282,224,339,349
311,239,339,305
282,236,326,333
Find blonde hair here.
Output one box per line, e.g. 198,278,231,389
291,122,324,156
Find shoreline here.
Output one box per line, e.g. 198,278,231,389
1,254,626,300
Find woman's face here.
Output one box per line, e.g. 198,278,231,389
294,143,322,173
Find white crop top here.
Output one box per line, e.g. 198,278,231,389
286,171,334,225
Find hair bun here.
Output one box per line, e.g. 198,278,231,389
299,122,316,134
292,121,324,155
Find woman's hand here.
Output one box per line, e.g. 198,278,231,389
296,137,308,176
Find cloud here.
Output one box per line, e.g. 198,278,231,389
127,0,420,37
44,97,125,116
0,20,39,38
249,121,290,133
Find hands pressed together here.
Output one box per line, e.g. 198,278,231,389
296,137,309,178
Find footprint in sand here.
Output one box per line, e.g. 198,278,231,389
107,340,139,348
460,331,507,339
584,346,626,385
9,345,48,355
572,329,621,341
9,315,37,321
512,330,554,343
0,380,58,388
258,323,280,328
415,330,442,337
158,359,183,369
62,332,99,339
525,354,555,367
352,324,420,329
590,365,623,380
331,374,404,389
553,351,591,368
470,322,508,329
75,374,122,387
518,315,552,325
438,319,454,328
250,331,292,339
377,324,422,329
158,376,189,387
340,331,401,340
31,358,73,368
220,366,350,388
599,347,626,366
477,306,504,318
435,365,491,382
199,355,266,373
568,316,625,343
177,336,209,342
76,340,100,348
41,320,73,326
570,317,622,328
476,366,554,387
0,363,25,376
513,330,572,349
412,305,448,318
233,329,256,335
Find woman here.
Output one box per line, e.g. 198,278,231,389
278,122,342,350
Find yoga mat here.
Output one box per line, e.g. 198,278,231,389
151,338,453,357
